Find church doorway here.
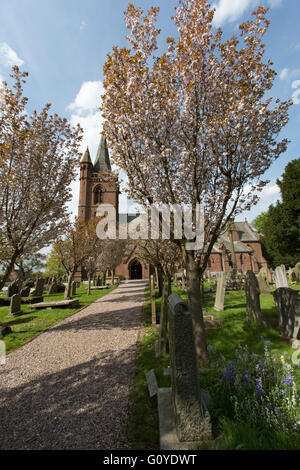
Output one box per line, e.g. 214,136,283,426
129,259,143,280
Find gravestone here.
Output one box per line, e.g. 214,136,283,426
214,272,226,311
31,278,45,297
295,263,300,283
20,286,31,298
72,281,76,296
146,369,158,398
0,325,12,337
245,271,263,324
274,265,289,289
168,294,212,442
7,280,19,298
9,294,22,317
257,270,271,295
272,288,300,339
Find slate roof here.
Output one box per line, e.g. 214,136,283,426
93,135,111,172
80,147,92,164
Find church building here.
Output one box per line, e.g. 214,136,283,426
78,135,151,280
78,136,268,280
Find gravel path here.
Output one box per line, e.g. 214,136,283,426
0,280,146,450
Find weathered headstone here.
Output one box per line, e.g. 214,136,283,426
295,263,300,283
9,294,22,316
274,265,289,289
214,272,226,311
168,294,212,442
7,280,19,298
146,369,158,398
245,271,263,324
20,286,31,298
272,288,300,339
31,278,45,297
72,281,76,296
257,270,271,295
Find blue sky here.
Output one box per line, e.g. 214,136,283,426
0,0,299,222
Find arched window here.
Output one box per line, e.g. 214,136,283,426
94,186,103,205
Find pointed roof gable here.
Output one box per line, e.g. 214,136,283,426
80,147,92,165
93,135,111,172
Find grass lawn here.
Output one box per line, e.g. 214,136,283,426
127,281,300,450
0,284,116,354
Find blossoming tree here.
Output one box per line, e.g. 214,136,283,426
0,67,82,289
102,0,291,365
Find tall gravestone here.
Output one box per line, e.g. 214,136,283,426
245,271,263,324
272,288,300,339
257,270,271,295
274,265,289,289
9,294,22,317
72,281,76,296
31,278,45,297
214,272,226,311
7,280,19,298
168,294,212,442
295,263,300,283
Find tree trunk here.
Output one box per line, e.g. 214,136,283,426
158,274,172,357
0,248,22,291
87,273,91,296
112,269,115,286
64,272,74,300
157,266,163,297
185,252,209,366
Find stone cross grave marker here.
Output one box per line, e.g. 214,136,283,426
214,272,226,311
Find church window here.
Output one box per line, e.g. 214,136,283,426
94,186,103,204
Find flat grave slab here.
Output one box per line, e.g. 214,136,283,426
29,299,79,310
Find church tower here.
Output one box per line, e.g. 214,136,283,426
78,135,119,223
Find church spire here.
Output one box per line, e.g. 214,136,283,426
93,135,111,172
80,147,92,165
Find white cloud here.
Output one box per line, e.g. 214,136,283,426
212,0,253,27
0,42,24,67
67,80,103,113
279,68,289,80
267,0,283,6
292,80,300,105
80,20,87,32
241,182,281,222
212,0,283,27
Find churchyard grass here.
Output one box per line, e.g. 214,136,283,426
0,284,116,353
131,282,300,450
